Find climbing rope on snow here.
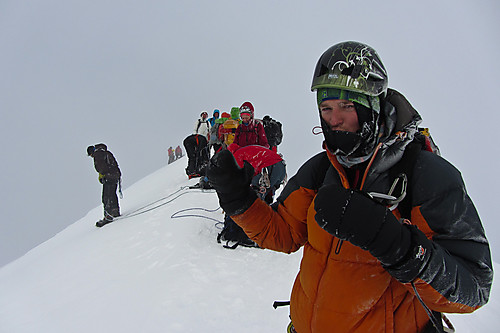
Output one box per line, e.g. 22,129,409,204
111,186,216,221
170,206,223,225
111,186,188,221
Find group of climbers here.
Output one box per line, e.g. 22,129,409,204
183,103,285,186
167,145,183,164
182,102,286,248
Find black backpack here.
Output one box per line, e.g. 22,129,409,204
104,151,122,180
262,116,283,147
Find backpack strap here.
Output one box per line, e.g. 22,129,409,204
390,142,451,332
196,120,202,133
388,141,422,219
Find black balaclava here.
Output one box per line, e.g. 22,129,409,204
317,88,380,167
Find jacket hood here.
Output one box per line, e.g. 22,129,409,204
333,88,421,175
216,112,231,124
230,107,240,120
366,88,422,175
239,102,254,119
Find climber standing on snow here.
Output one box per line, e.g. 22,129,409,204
175,145,183,159
194,111,211,139
87,143,122,227
208,109,220,127
183,111,211,178
207,41,493,332
232,102,269,149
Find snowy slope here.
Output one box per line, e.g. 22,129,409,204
0,157,497,332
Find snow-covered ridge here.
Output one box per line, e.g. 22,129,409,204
0,157,497,332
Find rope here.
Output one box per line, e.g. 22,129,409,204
170,206,223,224
117,186,189,218
112,186,215,221
411,282,448,332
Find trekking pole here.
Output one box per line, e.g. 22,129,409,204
273,301,290,309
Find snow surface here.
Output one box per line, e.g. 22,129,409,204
0,156,497,332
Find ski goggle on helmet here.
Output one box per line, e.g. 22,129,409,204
311,41,388,110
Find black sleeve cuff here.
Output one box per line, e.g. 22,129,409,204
383,225,433,283
219,189,258,217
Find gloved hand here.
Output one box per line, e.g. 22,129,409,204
206,149,257,216
98,173,105,184
314,184,414,267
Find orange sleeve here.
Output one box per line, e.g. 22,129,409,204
232,187,316,253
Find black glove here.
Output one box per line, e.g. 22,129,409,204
206,149,257,216
314,184,414,267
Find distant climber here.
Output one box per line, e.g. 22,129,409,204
167,146,175,164
175,145,183,159
87,143,122,227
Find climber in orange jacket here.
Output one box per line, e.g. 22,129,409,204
207,41,493,333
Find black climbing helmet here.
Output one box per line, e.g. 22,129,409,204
311,41,388,97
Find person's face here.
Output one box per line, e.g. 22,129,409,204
241,114,251,123
319,99,360,133
201,113,208,120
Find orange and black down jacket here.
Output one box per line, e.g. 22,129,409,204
232,149,493,333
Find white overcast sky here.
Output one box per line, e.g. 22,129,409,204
1,0,499,267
